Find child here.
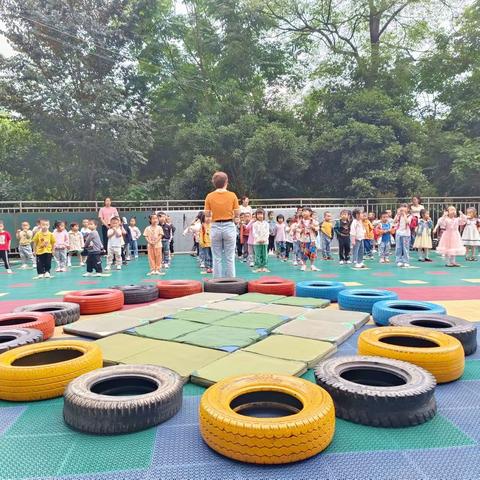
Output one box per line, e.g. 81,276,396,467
83,219,103,276
362,212,374,259
290,215,302,267
252,209,270,272
368,212,379,252
32,219,41,236
437,206,467,267
166,215,176,258
414,210,433,262
183,214,201,257
295,208,320,271
319,211,334,260
334,210,351,264
32,219,55,278
53,221,69,272
462,207,480,261
80,219,90,264
68,223,84,267
433,208,447,249
199,214,212,274
16,222,35,269
129,217,141,259
285,218,294,260
274,214,287,260
246,214,255,267
240,212,250,262
394,204,413,267
0,222,12,273
144,214,163,275
375,212,394,263
106,217,125,271
120,217,132,263
350,209,366,268
159,213,172,268
267,211,276,255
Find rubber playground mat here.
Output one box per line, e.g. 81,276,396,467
1,254,480,479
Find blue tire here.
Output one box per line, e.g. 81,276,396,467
372,300,446,326
338,289,398,314
296,281,345,302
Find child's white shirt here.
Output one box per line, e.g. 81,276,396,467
350,219,365,241
253,221,269,244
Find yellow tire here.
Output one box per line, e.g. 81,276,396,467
358,327,464,383
199,373,335,464
0,340,102,401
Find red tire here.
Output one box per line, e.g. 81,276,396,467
248,276,295,296
157,280,203,299
0,313,55,340
64,289,124,315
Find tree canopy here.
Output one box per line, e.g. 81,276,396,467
0,0,477,200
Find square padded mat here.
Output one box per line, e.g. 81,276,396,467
191,351,307,386
120,304,180,323
273,318,355,345
248,304,309,319
272,297,330,309
131,319,206,341
243,334,337,368
205,300,261,312
63,314,149,339
300,308,370,330
94,334,161,363
121,341,227,378
231,293,286,303
167,308,234,324
215,312,288,332
161,292,238,309
175,325,265,352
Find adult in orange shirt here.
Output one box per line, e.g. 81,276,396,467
204,172,240,278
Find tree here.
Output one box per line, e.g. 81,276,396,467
0,0,153,199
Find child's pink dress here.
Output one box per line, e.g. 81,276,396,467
437,216,466,256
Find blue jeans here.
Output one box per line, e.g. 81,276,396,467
363,239,373,257
396,235,410,264
379,241,390,259
275,241,286,258
201,247,212,269
130,240,138,258
352,241,364,264
162,239,170,265
321,233,332,258
294,241,302,262
211,222,236,278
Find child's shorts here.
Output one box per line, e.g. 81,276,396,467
302,242,317,261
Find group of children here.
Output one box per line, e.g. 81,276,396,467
0,213,176,278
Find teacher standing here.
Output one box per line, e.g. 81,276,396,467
98,197,119,253
204,172,240,278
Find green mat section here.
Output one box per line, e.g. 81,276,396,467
206,300,263,312
94,334,161,363
191,350,307,386
121,340,227,377
273,318,355,344
272,296,330,308
462,359,480,380
232,292,286,303
167,308,234,324
300,308,370,331
328,415,475,453
0,400,156,478
215,312,288,332
249,303,309,319
132,319,206,340
243,334,337,368
175,324,265,351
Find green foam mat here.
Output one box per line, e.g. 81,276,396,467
175,325,265,351
167,308,235,324
248,303,309,319
63,314,150,339
215,312,288,332
242,334,337,368
94,334,161,363
121,340,227,378
205,300,262,312
272,296,330,308
191,350,307,386
131,319,206,340
300,308,370,330
273,318,355,344
232,292,287,303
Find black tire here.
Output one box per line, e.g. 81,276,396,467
389,313,477,356
204,277,248,295
63,364,183,434
0,328,44,353
13,302,80,326
314,355,437,427
111,284,159,304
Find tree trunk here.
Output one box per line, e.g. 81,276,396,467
368,2,381,87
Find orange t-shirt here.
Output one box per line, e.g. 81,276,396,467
204,190,239,222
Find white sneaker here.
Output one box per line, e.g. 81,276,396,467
134,256,138,259
61,268,67,272
147,271,154,276
380,258,385,263
403,263,410,268
6,269,13,274
105,265,111,271
249,262,254,267
300,265,306,271
55,267,61,272
311,265,319,271
347,260,352,264
293,261,298,266
35,274,45,279
165,264,170,269
116,265,121,270
82,272,93,277
80,262,85,266
397,262,403,267
20,264,27,270
339,260,344,265
44,272,51,278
